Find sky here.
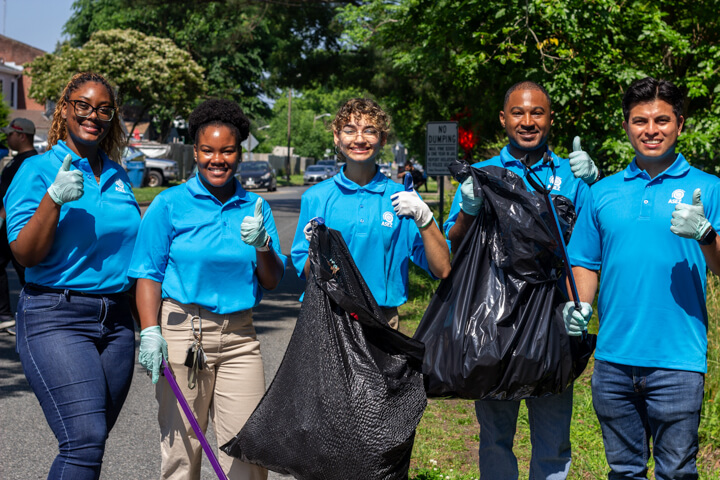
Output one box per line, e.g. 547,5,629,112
3,0,76,53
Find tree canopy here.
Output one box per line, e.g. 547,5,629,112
337,0,720,173
26,28,205,140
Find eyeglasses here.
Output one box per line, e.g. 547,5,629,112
340,127,381,141
67,99,116,121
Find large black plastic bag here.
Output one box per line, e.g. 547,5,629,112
413,161,595,401
221,223,427,480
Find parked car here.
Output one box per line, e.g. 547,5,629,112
145,157,179,187
378,163,392,178
236,161,277,192
316,159,339,173
304,165,335,185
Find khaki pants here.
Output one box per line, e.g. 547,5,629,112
156,299,267,480
381,306,400,330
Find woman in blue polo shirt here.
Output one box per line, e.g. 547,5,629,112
4,72,140,480
130,99,285,480
291,98,450,329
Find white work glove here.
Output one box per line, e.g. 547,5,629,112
138,326,168,384
47,154,84,205
568,136,599,184
303,217,323,242
391,191,434,228
241,198,270,248
671,188,713,241
459,177,483,216
562,301,592,336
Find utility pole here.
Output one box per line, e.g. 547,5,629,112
286,88,292,181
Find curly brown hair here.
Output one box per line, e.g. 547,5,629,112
47,72,125,163
331,98,391,136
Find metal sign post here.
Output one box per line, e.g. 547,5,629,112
426,122,458,224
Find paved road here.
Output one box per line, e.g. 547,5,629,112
0,185,309,480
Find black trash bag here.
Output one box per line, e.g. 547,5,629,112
413,161,596,401
221,223,427,480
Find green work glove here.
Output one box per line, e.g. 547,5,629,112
562,301,592,336
139,325,168,384
568,137,599,184
47,154,84,205
671,188,712,240
459,177,483,216
241,198,270,248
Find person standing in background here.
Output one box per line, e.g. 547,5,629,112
0,118,37,335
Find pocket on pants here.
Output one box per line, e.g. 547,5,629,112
23,293,64,313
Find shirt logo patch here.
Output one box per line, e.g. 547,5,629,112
547,175,562,191
669,189,685,204
115,179,127,193
381,211,394,228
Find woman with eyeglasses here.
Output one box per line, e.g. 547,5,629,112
291,98,450,329
4,71,140,480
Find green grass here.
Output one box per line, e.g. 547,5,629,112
132,180,183,203
401,263,720,480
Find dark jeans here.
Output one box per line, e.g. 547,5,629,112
0,227,25,318
16,286,135,480
592,360,703,480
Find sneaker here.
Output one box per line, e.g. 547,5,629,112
3,327,14,335
0,318,15,330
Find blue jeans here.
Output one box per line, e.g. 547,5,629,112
16,286,135,480
592,360,703,480
475,386,573,480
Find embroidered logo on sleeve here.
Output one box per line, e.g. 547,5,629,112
381,211,394,228
115,179,127,193
668,189,685,204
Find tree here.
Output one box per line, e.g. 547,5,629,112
337,0,720,174
25,29,205,141
62,0,362,121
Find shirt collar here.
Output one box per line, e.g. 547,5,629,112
187,175,250,204
333,165,388,193
499,145,560,171
624,153,690,180
52,140,114,184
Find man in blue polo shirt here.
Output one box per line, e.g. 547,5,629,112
445,80,597,480
566,77,720,479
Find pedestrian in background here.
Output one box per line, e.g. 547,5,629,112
0,118,37,335
130,98,285,480
4,71,140,480
291,98,450,330
445,80,597,480
567,77,720,479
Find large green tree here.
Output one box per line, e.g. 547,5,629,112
63,0,362,120
26,29,205,141
337,0,720,174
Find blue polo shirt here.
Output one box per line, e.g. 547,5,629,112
128,175,286,314
568,154,720,373
4,140,140,293
444,146,589,236
291,167,432,308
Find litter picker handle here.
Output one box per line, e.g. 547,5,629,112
404,172,414,191
162,358,229,480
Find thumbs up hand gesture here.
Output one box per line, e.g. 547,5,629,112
671,188,713,241
568,136,599,184
47,154,84,205
241,198,270,248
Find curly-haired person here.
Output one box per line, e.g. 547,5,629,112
129,98,285,480
291,98,450,330
4,71,140,480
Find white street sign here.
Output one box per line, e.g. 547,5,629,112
241,133,259,152
426,122,458,176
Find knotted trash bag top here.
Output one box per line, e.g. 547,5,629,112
414,161,595,401
221,223,427,480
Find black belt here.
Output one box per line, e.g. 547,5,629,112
26,283,128,300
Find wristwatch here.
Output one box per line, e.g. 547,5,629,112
699,226,717,246
256,236,272,252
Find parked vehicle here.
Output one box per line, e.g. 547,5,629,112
316,159,339,173
236,161,277,192
378,163,392,178
304,165,335,185
144,157,179,187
